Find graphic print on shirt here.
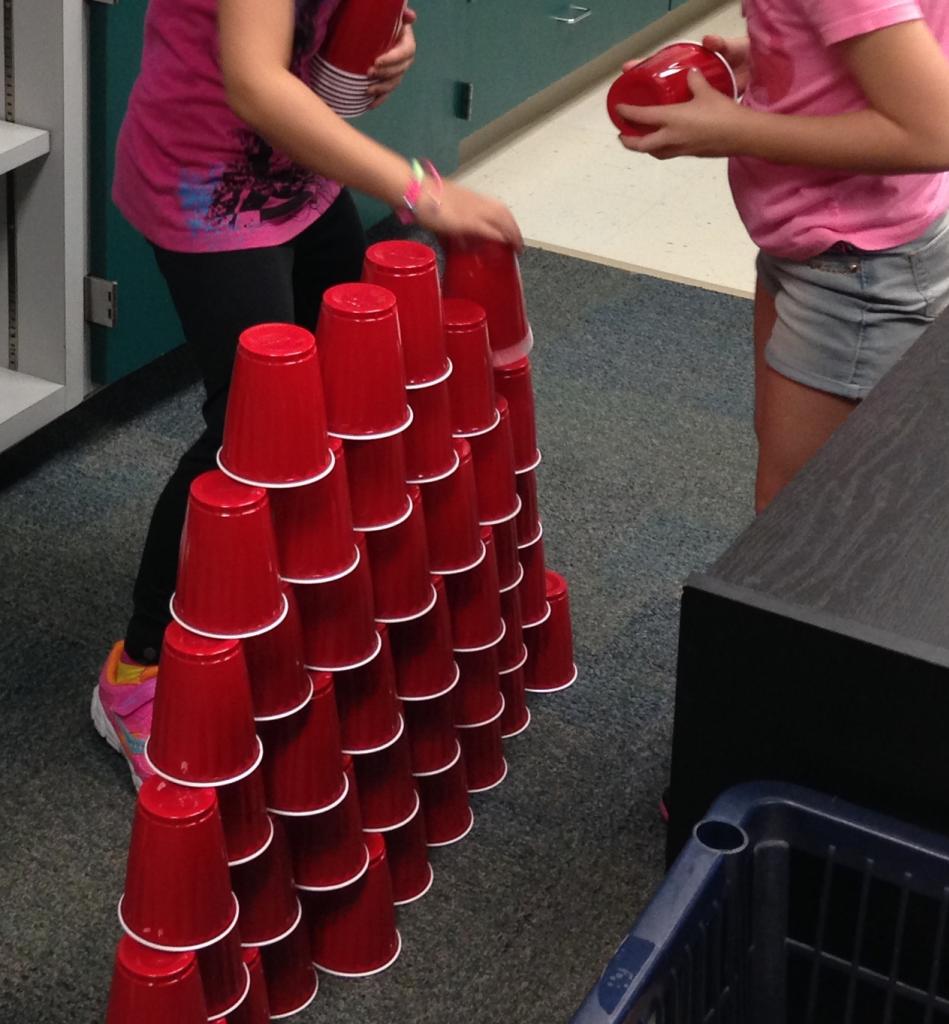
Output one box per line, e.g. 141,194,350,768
199,0,337,233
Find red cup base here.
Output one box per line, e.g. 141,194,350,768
313,930,402,979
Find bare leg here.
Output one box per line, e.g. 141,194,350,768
752,277,857,514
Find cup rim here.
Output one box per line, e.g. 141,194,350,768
294,841,371,892
455,693,505,730
352,494,414,533
431,538,486,575
328,404,413,442
411,739,462,777
424,806,475,848
215,445,335,490
207,962,252,1021
514,448,543,475
516,520,544,550
480,493,523,527
253,674,316,723
521,601,552,630
452,617,506,653
663,38,739,100
169,592,290,642
405,357,454,389
312,52,374,82
393,862,435,907
499,561,526,594
343,713,405,757
268,772,350,818
375,582,439,624
304,629,383,673
313,929,403,979
279,543,361,586
499,643,529,674
501,705,532,739
145,735,264,789
451,406,501,439
268,967,320,1020
239,898,303,949
227,813,276,867
397,661,460,702
466,757,509,794
408,447,461,485
361,788,421,834
524,662,579,694
118,892,240,954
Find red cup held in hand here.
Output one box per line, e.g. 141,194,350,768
106,937,208,1024
219,323,331,489
171,471,286,641
120,780,237,952
607,40,737,137
321,0,407,74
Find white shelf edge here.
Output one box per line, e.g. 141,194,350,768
0,121,50,176
0,367,66,450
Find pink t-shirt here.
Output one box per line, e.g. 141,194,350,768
113,0,344,253
730,0,949,259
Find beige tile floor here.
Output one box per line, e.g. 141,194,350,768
456,2,755,298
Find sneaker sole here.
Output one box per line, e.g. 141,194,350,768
91,685,144,792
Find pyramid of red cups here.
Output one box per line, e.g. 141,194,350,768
105,238,578,1022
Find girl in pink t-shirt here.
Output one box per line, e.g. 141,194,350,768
617,1,949,513
93,0,521,790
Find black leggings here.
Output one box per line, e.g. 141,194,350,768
125,189,366,663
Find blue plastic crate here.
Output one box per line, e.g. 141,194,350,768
572,783,949,1024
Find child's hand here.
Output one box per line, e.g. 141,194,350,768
702,34,751,94
417,180,523,251
616,70,745,159
368,8,418,109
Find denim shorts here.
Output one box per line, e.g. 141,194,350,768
757,212,949,400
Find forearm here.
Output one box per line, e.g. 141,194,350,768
729,105,949,174
227,69,412,206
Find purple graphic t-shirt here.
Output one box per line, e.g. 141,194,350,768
113,0,344,253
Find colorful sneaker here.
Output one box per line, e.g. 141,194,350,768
91,642,159,791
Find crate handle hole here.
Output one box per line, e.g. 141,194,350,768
694,819,748,854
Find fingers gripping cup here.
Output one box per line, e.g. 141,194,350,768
317,283,409,438
442,238,532,367
351,721,418,831
229,947,271,1024
493,357,540,473
269,437,357,584
230,815,302,947
257,673,347,815
344,431,412,530
364,486,433,622
147,625,261,787
362,241,449,385
606,40,738,137
404,378,457,483
258,919,319,1019
416,749,474,847
120,780,238,952
106,937,209,1024
334,624,402,753
387,574,456,699
468,398,519,525
524,570,578,693
242,587,312,722
196,926,250,1020
305,833,401,977
384,801,433,905
444,526,503,651
219,323,331,489
420,438,483,573
443,298,497,435
171,472,286,641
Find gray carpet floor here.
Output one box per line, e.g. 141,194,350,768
0,246,755,1023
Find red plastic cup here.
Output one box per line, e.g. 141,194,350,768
216,765,273,866
524,570,578,693
493,516,522,592
196,926,250,1020
229,947,271,1024
468,398,519,524
607,40,737,136
499,585,526,672
147,625,261,787
404,377,457,482
286,756,369,892
295,537,378,671
458,708,508,793
171,472,286,640
515,468,542,547
453,645,503,728
334,624,402,753
518,529,549,627
230,816,302,947
493,357,540,472
351,721,418,830
384,801,433,905
402,686,460,775
444,526,503,651
364,486,433,621
362,240,449,385
442,238,532,366
443,298,497,435
305,833,401,977
419,438,483,573
242,587,313,722
321,0,407,75
107,937,208,1024
500,664,531,738
344,431,411,530
416,749,474,847
257,674,346,814
317,283,409,438
258,919,319,1019
120,780,237,952
387,574,457,699
219,323,331,488
269,437,358,583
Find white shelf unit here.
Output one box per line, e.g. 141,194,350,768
0,0,88,452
